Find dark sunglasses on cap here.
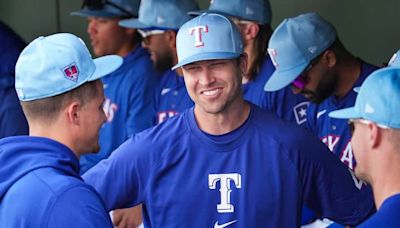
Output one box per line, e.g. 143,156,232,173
81,0,134,17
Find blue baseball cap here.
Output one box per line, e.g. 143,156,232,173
71,0,140,18
329,67,400,129
264,12,337,92
15,33,123,101
189,0,272,24
172,13,243,70
388,49,400,67
119,0,198,30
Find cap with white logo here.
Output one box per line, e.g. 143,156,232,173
329,67,400,129
15,33,123,101
264,12,337,92
172,13,243,70
388,49,400,67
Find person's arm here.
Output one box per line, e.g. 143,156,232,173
46,185,113,228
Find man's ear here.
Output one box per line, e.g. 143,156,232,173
369,123,382,149
240,53,249,76
322,50,337,68
66,101,82,126
241,22,259,42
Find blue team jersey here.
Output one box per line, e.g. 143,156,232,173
0,136,112,227
154,70,193,124
80,45,159,173
84,104,374,227
243,56,309,127
0,21,28,138
358,194,400,227
307,62,378,170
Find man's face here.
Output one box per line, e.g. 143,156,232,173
348,119,371,182
79,81,107,153
87,17,131,57
182,57,245,115
141,30,175,73
291,54,337,104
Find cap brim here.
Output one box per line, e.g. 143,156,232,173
264,62,308,91
119,18,151,29
188,9,235,18
70,9,120,18
90,55,123,81
329,107,360,119
172,52,240,70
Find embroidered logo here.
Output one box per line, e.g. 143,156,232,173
63,63,79,82
189,25,208,47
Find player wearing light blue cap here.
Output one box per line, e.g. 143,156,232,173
190,0,309,127
329,67,400,227
119,0,198,125
0,33,122,227
71,0,160,173
83,13,375,227
265,12,378,173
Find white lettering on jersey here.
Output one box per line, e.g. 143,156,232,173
267,48,279,67
157,111,178,124
189,25,208,47
209,173,241,213
103,98,118,122
321,135,340,152
348,168,367,190
340,142,354,170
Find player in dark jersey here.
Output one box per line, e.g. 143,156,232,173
83,13,375,227
265,12,378,174
71,0,159,174
119,0,198,125
329,67,400,227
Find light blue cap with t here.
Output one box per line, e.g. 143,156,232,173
264,12,337,92
119,0,198,30
388,49,400,67
189,0,272,24
172,13,243,70
329,67,400,129
71,0,140,18
15,33,123,101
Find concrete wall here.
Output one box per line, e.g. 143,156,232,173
0,0,398,65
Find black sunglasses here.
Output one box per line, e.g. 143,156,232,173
82,0,134,17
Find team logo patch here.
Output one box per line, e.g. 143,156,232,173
189,25,208,47
293,101,309,125
63,63,79,82
267,48,279,68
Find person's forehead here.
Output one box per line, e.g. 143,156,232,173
184,59,232,66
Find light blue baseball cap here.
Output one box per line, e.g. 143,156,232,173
71,0,140,18
189,0,272,24
15,33,123,101
119,0,198,30
172,13,244,70
264,12,337,92
329,67,400,129
388,49,400,67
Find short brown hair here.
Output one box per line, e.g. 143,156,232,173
21,80,100,122
248,24,273,80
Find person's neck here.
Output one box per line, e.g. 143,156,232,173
370,152,400,209
194,98,250,135
334,56,361,99
29,123,80,159
116,42,137,57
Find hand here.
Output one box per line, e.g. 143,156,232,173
112,205,143,228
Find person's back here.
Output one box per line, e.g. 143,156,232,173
0,33,122,227
71,0,160,173
0,21,28,138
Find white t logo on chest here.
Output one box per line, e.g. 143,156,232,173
208,173,241,213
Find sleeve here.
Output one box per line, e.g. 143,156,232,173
289,131,375,226
125,66,158,137
83,136,152,211
46,185,113,228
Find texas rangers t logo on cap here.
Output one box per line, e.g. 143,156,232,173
63,63,79,82
189,25,208,47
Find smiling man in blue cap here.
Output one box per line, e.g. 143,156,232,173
0,33,122,227
83,13,374,227
329,67,400,227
